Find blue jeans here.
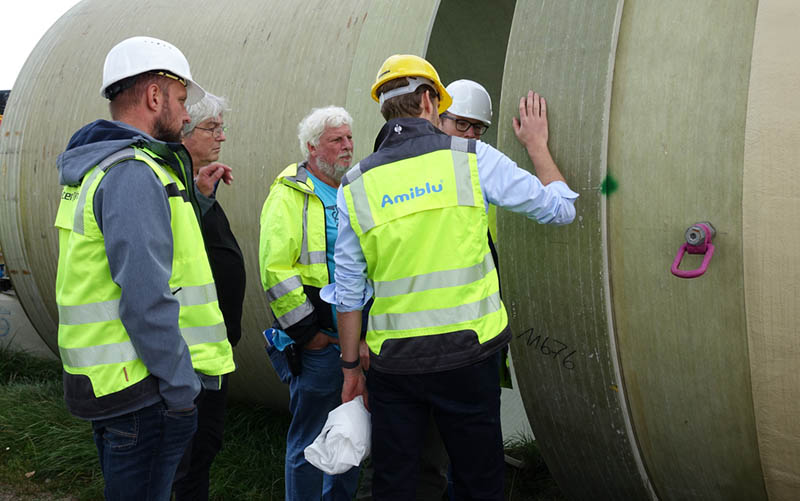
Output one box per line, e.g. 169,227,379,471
269,344,360,501
92,401,198,501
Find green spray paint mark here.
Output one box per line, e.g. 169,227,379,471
600,175,618,196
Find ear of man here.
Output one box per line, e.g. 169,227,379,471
420,89,439,124
146,82,164,113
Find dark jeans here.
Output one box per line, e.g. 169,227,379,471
173,375,229,500
92,401,198,501
355,406,450,501
367,355,504,501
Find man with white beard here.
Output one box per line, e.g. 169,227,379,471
258,106,361,500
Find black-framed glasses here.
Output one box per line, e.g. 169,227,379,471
441,113,489,135
194,124,229,137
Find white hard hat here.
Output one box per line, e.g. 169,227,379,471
100,36,206,105
444,79,492,126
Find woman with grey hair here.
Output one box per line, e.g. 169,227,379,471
173,91,246,501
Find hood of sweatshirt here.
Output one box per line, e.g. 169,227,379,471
56,119,192,186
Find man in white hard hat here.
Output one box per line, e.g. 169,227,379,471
441,79,557,386
329,55,579,499
54,36,235,500
439,79,493,140
441,79,559,185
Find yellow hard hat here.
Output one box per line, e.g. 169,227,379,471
371,54,452,114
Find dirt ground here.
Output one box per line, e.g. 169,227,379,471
0,485,76,501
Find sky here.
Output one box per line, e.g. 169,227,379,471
1,0,81,90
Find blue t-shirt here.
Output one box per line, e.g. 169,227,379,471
306,171,339,332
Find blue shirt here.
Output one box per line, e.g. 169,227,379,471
306,170,340,330
321,139,579,312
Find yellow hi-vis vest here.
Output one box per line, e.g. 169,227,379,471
342,135,508,373
259,163,329,329
54,147,235,398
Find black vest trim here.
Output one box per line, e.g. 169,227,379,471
164,182,189,201
369,324,512,375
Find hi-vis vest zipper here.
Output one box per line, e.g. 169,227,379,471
54,147,234,398
342,135,508,373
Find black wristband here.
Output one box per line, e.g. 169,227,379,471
340,357,360,369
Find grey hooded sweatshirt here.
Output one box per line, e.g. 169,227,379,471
57,119,207,421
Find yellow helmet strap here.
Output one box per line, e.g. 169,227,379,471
378,76,435,105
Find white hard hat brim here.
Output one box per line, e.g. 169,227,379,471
185,79,206,106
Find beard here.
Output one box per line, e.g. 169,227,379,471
152,105,183,143
317,156,351,184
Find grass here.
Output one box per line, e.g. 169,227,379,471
207,402,289,499
0,347,562,500
0,348,102,500
504,435,565,500
0,347,290,500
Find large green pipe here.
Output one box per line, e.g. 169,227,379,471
1,1,799,499
499,0,799,499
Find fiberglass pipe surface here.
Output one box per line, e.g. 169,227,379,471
498,0,800,500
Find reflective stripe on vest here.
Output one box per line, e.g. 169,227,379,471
299,194,326,265
276,298,315,327
450,137,475,207
58,298,120,325
267,276,304,302
173,283,218,307
57,283,218,325
60,322,227,368
370,290,502,332
72,148,136,235
373,252,495,298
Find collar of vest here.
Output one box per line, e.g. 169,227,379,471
373,117,447,152
135,139,192,181
278,161,316,195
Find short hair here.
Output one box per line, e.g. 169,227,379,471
297,106,353,159
183,92,230,136
377,77,437,121
108,73,168,119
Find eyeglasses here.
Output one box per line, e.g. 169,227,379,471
441,113,489,135
194,124,229,138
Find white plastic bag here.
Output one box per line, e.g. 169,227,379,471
304,395,371,474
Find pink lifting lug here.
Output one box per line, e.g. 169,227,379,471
671,222,716,279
